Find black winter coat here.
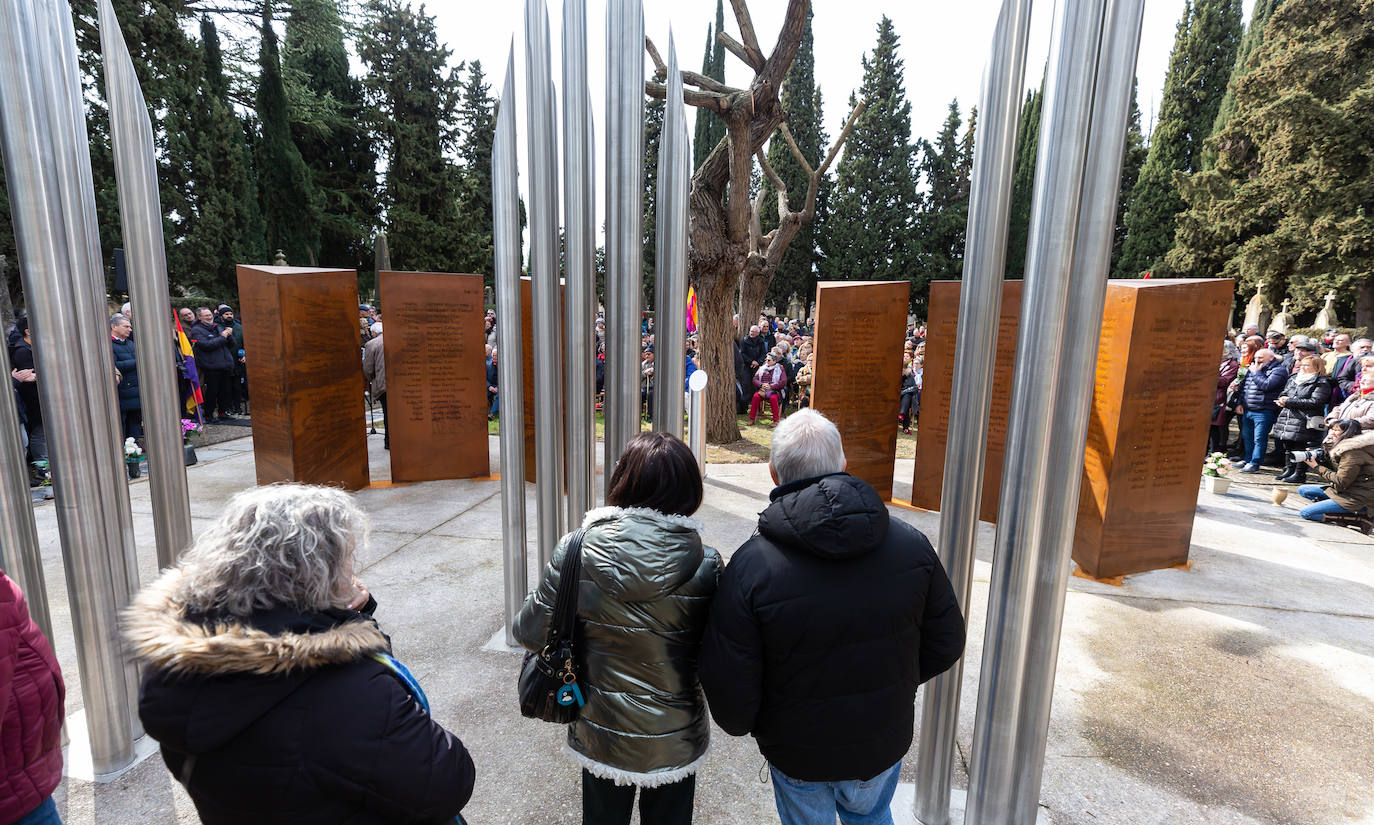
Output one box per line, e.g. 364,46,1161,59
126,571,474,825
740,334,769,369
187,321,234,371
1272,374,1333,444
699,473,965,782
8,337,40,426
111,336,140,411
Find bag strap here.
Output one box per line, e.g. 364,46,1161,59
544,528,586,648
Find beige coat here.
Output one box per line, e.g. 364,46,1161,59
362,335,385,397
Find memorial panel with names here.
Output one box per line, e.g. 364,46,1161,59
378,271,489,482
811,281,910,500
237,265,370,490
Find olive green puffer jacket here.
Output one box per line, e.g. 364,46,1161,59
514,506,721,786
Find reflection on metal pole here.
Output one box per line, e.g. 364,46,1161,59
526,0,565,568
1011,0,1145,816
604,0,645,486
562,0,596,523
0,0,137,774
101,0,192,571
652,34,689,438
963,0,1113,820
914,1,1032,823
688,370,707,477
493,48,529,648
0,327,51,642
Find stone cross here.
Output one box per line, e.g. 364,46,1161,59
1325,290,1337,304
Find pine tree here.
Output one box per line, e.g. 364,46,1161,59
692,0,727,168
764,5,822,308
285,0,378,273
821,18,920,300
914,101,973,308
1006,87,1042,278
1111,81,1148,274
1166,0,1374,326
1115,0,1242,278
257,4,321,266
358,0,465,273
455,60,498,282
1205,0,1284,168
181,17,268,296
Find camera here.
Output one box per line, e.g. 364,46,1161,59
1288,447,1326,464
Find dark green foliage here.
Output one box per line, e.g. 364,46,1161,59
915,101,974,300
1115,0,1242,278
1006,86,1042,279
257,4,321,266
1166,0,1374,325
692,0,727,168
643,95,665,304
357,0,465,273
1111,81,1148,274
285,0,378,273
455,61,498,283
0,158,14,301
1205,0,1284,168
765,6,823,309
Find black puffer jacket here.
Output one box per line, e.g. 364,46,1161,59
1272,374,1333,444
126,570,474,825
699,473,965,782
111,336,140,411
188,321,234,371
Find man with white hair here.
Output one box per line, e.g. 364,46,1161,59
741,323,769,371
699,409,965,825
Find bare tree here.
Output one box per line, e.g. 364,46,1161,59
647,0,864,443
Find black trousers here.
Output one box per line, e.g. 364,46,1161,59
377,393,388,448
581,770,695,825
200,367,234,419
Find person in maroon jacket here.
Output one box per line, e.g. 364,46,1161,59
1,570,65,825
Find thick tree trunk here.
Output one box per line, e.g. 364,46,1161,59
737,267,770,344
698,266,742,443
1357,276,1374,334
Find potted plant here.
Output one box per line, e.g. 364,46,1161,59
1202,451,1231,494
181,419,202,466
124,438,144,479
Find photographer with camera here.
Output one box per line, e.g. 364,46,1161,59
1294,418,1374,531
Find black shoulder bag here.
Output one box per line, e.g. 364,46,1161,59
518,528,587,723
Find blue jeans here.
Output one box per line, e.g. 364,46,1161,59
1297,484,1358,521
1240,409,1278,465
15,796,62,825
770,761,901,825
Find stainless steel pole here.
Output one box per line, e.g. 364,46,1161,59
652,34,689,438
604,0,645,485
100,0,192,571
914,1,1032,823
0,323,51,642
1010,0,1144,816
494,48,529,648
964,0,1109,821
562,0,596,523
526,0,566,568
0,0,136,775
688,370,707,477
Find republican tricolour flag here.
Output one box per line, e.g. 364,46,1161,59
686,285,698,333
173,309,203,417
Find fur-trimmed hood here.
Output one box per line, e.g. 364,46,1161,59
125,567,389,678
1329,429,1374,459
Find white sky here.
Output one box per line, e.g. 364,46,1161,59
429,0,1254,208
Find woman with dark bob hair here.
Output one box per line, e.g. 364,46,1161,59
125,484,475,824
515,431,720,825
1295,418,1374,531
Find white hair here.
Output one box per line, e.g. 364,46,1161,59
121,301,132,315
171,484,367,617
370,322,383,335
770,408,846,485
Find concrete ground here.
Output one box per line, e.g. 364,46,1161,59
25,433,1374,824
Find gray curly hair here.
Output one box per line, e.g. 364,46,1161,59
172,484,367,617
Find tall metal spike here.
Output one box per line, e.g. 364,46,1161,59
652,32,690,437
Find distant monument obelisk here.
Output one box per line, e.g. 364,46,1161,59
374,233,392,275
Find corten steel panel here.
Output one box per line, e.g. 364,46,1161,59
236,265,370,490
519,277,566,483
1073,279,1234,578
811,281,910,500
911,280,1023,520
912,279,1233,578
378,271,490,483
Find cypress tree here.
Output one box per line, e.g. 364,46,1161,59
1006,86,1042,279
915,101,974,307
692,0,727,168
1114,0,1242,278
643,95,664,303
1204,0,1284,168
455,60,498,283
1111,81,1148,274
820,17,920,300
764,5,822,308
1166,0,1374,325
285,0,378,273
257,4,320,266
358,0,465,273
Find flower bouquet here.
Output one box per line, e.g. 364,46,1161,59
181,419,202,466
124,437,144,479
1202,452,1231,494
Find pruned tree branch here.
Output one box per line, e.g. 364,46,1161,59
756,149,787,202
727,0,766,69
645,81,732,114
819,99,868,175
717,31,764,73
778,123,814,177
645,36,666,79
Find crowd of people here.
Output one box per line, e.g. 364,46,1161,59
1215,325,1374,529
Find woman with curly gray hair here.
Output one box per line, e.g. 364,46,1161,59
126,484,474,825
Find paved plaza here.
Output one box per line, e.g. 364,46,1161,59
30,434,1374,824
